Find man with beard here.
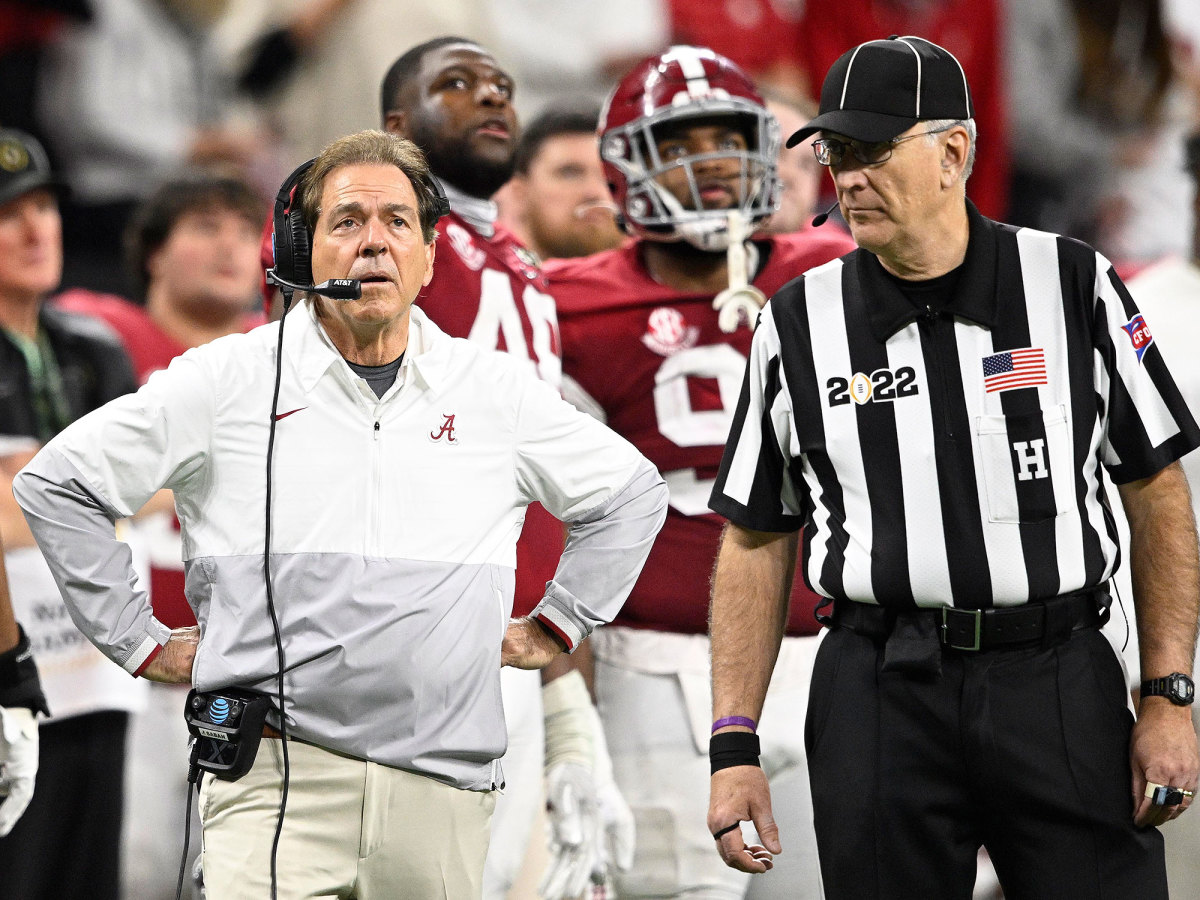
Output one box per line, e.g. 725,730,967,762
380,38,632,899
546,47,855,899
498,102,625,261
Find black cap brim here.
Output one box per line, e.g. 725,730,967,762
0,173,67,207
786,109,919,148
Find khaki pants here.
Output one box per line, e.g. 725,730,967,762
200,738,496,900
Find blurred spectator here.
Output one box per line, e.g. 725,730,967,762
496,101,624,261
665,0,807,102
795,0,1010,219
1083,0,1194,267
760,95,824,234
0,0,90,141
55,169,264,900
56,170,265,386
486,0,668,119
1004,0,1122,239
33,0,264,297
1166,0,1200,119
0,127,144,900
212,0,497,165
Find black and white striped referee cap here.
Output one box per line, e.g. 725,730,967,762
786,35,974,148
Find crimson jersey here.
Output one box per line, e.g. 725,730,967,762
419,211,564,617
549,228,856,635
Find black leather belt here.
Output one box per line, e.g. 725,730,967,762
831,588,1107,652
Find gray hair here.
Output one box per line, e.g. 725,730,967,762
300,130,441,243
922,118,976,183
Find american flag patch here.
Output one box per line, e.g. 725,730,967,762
982,348,1048,394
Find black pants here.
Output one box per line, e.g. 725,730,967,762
806,626,1166,900
0,710,128,900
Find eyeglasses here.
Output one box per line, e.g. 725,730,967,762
812,123,959,167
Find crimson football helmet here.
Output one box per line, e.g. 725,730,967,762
599,46,781,251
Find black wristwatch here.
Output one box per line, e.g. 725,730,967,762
1141,673,1195,706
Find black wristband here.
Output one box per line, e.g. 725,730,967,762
0,625,50,716
710,730,761,775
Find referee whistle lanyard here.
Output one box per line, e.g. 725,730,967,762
712,209,767,333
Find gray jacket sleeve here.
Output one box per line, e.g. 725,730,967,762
13,353,215,675
513,376,667,651
14,450,170,675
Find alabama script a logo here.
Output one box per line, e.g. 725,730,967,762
429,413,459,444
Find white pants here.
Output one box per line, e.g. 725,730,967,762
483,666,545,899
200,739,495,899
593,628,823,900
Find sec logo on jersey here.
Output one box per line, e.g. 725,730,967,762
642,307,699,357
445,223,487,271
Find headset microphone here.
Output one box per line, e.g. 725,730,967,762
266,270,362,301
811,201,840,228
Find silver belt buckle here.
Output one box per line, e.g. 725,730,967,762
941,608,982,651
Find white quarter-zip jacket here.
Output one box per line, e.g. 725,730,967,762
15,301,667,790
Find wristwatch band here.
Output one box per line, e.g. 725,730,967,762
1140,672,1195,706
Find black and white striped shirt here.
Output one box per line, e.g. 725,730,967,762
710,202,1200,610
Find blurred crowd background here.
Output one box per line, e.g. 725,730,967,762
3,0,1200,898
2,0,1198,297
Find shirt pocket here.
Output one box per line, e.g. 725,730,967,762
975,404,1072,524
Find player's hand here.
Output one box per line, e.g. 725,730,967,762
0,706,38,837
540,760,600,900
142,626,199,684
502,617,565,670
708,764,781,873
1130,698,1199,827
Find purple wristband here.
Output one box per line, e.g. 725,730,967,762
711,716,757,734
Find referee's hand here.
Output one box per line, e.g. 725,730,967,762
1129,697,1199,828
708,765,781,873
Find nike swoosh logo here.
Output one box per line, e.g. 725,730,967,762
274,407,307,420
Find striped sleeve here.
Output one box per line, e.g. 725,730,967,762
709,301,804,532
1092,252,1200,483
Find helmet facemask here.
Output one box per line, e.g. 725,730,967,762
602,101,781,252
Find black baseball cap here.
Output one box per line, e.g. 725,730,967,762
786,36,974,147
0,129,65,206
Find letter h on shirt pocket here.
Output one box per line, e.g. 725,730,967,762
976,405,1072,524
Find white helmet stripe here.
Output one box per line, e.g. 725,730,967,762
663,45,712,98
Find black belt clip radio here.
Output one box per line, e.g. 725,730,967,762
185,687,272,782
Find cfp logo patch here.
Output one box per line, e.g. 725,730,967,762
1122,314,1154,363
429,413,459,444
1011,439,1049,481
826,367,919,407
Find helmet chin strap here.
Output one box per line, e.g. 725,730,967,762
712,209,767,333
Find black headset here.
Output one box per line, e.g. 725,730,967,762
268,157,453,295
